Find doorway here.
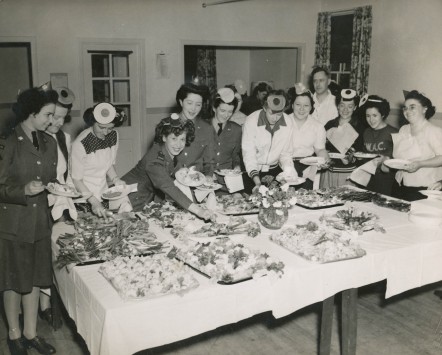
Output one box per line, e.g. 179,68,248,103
183,42,304,95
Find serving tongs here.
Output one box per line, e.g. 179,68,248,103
313,233,328,246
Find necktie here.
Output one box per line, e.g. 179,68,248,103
31,131,39,151
218,123,223,136
173,156,178,167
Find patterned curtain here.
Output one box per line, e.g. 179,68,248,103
196,48,217,96
350,6,373,94
314,12,332,68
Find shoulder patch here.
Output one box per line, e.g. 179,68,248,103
157,151,165,161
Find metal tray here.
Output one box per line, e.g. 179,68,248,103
176,257,254,285
295,202,344,210
217,208,259,216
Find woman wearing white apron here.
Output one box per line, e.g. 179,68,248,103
390,90,442,201
71,103,126,217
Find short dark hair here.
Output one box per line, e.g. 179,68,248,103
335,91,360,107
288,90,315,115
252,82,272,97
212,92,238,111
311,66,330,78
154,118,195,146
405,90,436,119
12,88,58,123
363,95,390,119
176,83,210,107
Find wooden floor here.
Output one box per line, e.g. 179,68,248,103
1,281,441,355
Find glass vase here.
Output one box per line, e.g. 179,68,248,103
258,206,289,229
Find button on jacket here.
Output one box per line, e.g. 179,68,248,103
0,125,57,243
212,120,242,170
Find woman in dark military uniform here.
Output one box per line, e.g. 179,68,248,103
174,82,216,179
123,115,214,220
211,87,242,172
0,87,58,355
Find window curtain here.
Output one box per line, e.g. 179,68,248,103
196,48,217,95
350,6,372,94
314,12,332,69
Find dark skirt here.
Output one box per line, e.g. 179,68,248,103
0,237,52,293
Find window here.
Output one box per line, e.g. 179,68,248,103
89,51,133,126
329,14,353,88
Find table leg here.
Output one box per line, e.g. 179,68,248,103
341,288,358,355
320,294,335,355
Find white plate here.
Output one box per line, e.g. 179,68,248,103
328,153,346,159
419,190,442,199
276,173,306,186
175,168,206,187
102,185,130,200
354,152,378,159
299,157,326,166
384,159,410,170
196,182,223,191
215,169,242,176
46,183,81,198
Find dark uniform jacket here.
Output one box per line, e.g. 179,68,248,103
0,125,57,243
213,120,242,171
176,117,215,176
123,143,192,212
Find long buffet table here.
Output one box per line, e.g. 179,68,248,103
51,198,442,355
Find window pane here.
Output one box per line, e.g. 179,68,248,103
91,54,110,77
338,74,351,88
330,14,353,71
113,80,130,102
112,54,129,77
93,80,110,102
116,104,131,127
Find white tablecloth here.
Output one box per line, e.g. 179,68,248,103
52,200,442,355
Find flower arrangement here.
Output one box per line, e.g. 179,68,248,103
250,176,297,229
250,176,297,210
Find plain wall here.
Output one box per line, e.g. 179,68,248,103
216,48,251,92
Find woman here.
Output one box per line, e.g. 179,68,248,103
122,116,214,220
0,87,58,355
174,82,215,179
287,87,329,189
320,89,366,188
211,88,242,172
362,95,398,196
242,90,295,192
70,102,126,217
390,90,442,201
40,86,76,327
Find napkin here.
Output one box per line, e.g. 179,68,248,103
349,159,378,186
224,174,244,193
326,124,359,154
47,194,78,221
193,188,212,203
302,166,318,181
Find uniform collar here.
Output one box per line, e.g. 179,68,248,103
257,109,286,134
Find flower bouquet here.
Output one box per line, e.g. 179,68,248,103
250,176,297,229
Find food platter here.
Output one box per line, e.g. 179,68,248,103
299,156,326,166
216,193,258,215
296,201,344,210
46,182,81,198
384,159,411,170
269,223,366,263
175,168,206,187
353,152,378,159
294,189,344,210
102,185,131,200
215,169,242,176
